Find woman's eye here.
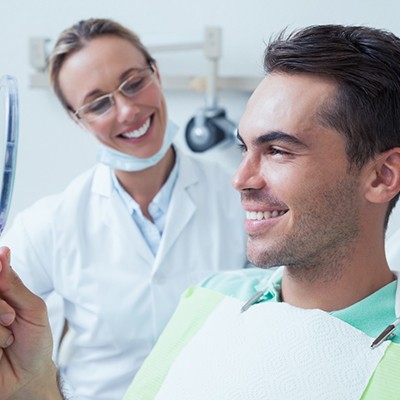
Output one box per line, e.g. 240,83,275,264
123,78,145,95
87,97,112,114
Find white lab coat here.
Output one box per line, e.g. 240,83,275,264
387,228,400,270
2,149,248,400
386,204,400,271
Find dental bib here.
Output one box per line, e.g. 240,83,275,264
125,287,391,400
96,120,178,171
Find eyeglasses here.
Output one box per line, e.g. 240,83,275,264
73,65,155,122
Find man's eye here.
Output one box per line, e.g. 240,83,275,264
236,142,247,153
269,147,289,156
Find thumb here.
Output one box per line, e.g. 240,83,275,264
0,246,47,322
0,248,57,400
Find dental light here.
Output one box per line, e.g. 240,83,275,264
185,106,236,153
184,27,237,152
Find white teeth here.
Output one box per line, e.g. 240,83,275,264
246,210,286,220
121,117,150,139
264,211,271,219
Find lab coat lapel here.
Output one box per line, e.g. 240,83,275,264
91,164,154,263
154,155,197,268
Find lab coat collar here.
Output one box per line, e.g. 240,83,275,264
153,148,197,271
89,148,199,268
91,163,114,197
90,163,154,263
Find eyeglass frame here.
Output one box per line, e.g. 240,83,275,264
72,63,156,122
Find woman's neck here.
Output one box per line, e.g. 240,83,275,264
114,147,176,219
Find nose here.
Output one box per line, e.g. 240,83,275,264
232,154,265,192
114,92,140,123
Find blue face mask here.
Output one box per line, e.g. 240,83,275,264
96,120,178,171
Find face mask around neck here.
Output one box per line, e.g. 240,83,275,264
96,120,178,172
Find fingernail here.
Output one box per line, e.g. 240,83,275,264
5,334,14,347
0,313,14,325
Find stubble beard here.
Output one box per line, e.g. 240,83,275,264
247,174,361,284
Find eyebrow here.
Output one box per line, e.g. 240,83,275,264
119,66,145,82
237,130,308,149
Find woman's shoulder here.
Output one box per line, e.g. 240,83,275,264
179,150,232,177
12,165,103,224
177,149,237,194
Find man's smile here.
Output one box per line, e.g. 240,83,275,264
246,210,288,220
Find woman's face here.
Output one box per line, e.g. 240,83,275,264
58,35,168,159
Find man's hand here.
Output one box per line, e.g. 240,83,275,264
0,246,63,400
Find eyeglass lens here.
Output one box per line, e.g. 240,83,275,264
78,68,153,121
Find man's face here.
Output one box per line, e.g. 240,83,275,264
233,73,362,273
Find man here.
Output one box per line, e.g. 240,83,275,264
0,24,400,399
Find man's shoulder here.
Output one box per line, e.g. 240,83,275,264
199,268,274,302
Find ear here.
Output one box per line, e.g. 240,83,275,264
364,148,400,204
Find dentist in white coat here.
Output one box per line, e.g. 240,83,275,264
1,18,248,400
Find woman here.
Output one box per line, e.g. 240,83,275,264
2,18,247,400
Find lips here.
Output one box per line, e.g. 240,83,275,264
119,116,151,139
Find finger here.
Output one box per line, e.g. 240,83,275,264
0,247,48,325
0,299,16,326
0,325,14,347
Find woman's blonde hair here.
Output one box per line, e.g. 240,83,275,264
48,18,155,111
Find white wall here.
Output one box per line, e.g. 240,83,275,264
1,0,400,236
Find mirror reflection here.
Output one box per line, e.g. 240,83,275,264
0,75,19,234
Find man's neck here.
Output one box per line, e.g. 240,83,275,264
280,253,395,312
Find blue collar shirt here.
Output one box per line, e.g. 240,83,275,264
112,154,179,256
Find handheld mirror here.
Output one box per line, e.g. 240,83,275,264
0,75,18,234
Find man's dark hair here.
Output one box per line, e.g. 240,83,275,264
264,24,400,225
